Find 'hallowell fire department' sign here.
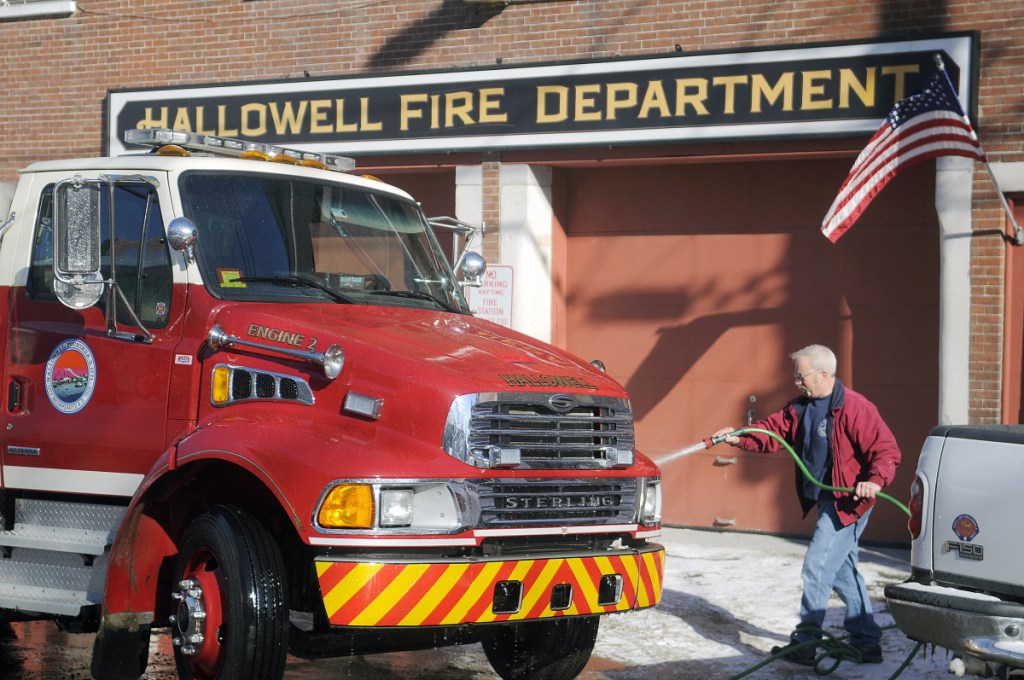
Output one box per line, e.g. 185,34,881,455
107,33,975,156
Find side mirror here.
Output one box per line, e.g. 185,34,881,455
167,216,199,262
460,251,486,286
52,178,104,309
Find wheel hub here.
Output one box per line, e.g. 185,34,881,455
169,577,207,655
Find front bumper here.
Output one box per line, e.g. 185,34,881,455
885,580,1024,667
316,544,664,627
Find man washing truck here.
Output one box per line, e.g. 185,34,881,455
0,128,664,680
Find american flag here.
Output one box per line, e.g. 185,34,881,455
821,69,985,243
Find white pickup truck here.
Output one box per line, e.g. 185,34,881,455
885,425,1024,678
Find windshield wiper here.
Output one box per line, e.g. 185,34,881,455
367,289,461,313
235,276,358,304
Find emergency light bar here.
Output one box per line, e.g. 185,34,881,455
123,128,356,172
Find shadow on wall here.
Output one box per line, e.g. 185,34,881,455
880,0,947,34
367,0,506,69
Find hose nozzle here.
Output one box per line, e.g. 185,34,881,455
705,430,742,447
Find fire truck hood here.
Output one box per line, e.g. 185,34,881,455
211,305,627,395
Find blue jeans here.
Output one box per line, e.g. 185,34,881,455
792,497,881,647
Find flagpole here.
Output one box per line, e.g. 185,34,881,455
934,53,1023,245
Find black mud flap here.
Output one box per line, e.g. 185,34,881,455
90,622,151,680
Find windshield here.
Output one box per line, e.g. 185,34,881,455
180,171,469,313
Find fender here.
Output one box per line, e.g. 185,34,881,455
99,408,411,618
94,414,323,678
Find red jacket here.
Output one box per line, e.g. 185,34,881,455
735,380,901,526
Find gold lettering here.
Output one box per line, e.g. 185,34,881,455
574,84,603,122
839,68,875,109
675,78,710,116
751,72,794,112
801,70,831,110
537,85,569,123
217,105,238,136
194,106,216,135
310,99,333,133
445,91,474,127
606,82,638,120
138,107,169,129
172,108,192,131
400,93,429,131
240,103,267,136
638,81,671,118
712,75,749,114
335,98,358,133
360,97,383,132
269,101,308,134
431,94,441,129
479,88,507,123
881,65,920,101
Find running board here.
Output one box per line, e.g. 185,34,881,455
0,581,97,617
0,498,125,617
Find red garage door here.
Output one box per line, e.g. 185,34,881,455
560,157,938,543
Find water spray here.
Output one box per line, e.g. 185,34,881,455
656,433,731,465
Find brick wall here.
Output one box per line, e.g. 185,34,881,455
2,0,1022,421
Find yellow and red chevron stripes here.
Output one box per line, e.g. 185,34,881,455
316,547,664,627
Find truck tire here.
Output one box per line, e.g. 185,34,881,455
482,616,600,680
171,505,288,680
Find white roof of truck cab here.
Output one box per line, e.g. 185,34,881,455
19,153,415,201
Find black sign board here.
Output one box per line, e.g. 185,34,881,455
107,33,977,156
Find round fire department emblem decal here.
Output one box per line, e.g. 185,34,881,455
44,339,97,414
952,513,980,542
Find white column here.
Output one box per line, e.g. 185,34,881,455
499,164,554,342
935,156,975,425
454,165,483,227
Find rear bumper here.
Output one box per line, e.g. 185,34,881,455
885,581,1024,667
316,543,664,627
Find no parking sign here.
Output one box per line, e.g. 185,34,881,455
465,265,513,327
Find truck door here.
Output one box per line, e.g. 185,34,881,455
2,177,185,497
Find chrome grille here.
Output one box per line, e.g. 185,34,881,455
443,392,636,469
468,478,638,527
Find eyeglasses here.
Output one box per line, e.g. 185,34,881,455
793,371,819,383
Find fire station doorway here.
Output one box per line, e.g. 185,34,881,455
558,156,939,544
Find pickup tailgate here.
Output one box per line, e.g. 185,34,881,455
885,426,1024,667
929,427,1024,592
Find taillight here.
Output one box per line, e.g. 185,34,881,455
907,476,924,538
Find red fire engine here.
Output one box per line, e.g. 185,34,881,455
0,129,664,680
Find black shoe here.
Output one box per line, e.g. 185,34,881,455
852,642,883,664
770,640,816,666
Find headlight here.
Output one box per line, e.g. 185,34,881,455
640,478,662,526
379,488,414,527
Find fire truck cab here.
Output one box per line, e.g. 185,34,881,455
0,129,664,680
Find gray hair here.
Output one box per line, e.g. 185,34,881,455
790,344,836,376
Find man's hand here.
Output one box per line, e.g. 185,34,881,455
853,481,881,501
712,427,740,446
